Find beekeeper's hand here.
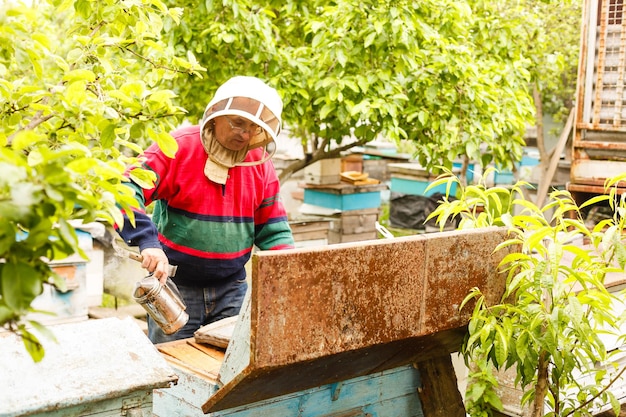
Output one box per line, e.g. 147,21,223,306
140,247,170,285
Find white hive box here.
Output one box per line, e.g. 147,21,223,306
0,317,177,417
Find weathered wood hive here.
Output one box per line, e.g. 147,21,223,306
571,0,626,200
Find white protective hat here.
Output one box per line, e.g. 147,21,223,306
199,76,283,184
200,76,283,148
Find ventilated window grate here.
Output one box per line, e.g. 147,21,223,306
591,0,626,128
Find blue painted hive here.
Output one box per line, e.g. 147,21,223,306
303,182,386,211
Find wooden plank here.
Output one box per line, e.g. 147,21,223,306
291,220,332,242
328,230,378,244
389,172,431,182
188,340,227,362
290,221,332,233
571,159,626,185
387,163,430,178
340,171,381,186
337,207,380,215
342,178,381,186
415,355,466,417
536,108,574,207
162,353,221,381
293,229,330,241
335,211,379,234
194,316,238,349
157,339,223,376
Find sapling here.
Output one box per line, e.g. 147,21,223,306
428,169,626,417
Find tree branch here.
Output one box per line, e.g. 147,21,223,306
6,112,54,145
119,45,194,74
565,364,626,417
277,137,369,183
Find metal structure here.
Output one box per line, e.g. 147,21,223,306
202,227,513,413
571,0,626,198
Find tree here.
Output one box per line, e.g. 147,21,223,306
1,0,582,362
0,0,203,360
429,172,626,416
516,0,582,205
164,0,548,182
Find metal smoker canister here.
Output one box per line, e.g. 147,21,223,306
133,276,189,335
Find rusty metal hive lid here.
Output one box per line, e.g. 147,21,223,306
203,227,512,412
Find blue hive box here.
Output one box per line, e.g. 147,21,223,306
303,183,386,211
390,177,458,197
387,163,458,197
493,169,515,185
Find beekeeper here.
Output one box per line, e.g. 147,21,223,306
119,76,294,343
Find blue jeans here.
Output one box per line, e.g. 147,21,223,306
147,278,248,344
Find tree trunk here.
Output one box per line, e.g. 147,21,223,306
533,84,546,158
276,138,369,183
532,84,551,207
459,154,469,186
531,349,549,417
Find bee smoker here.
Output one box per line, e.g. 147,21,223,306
133,274,189,335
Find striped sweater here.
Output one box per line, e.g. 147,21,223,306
119,125,294,285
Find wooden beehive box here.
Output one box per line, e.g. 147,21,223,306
303,182,387,211
304,158,342,185
327,207,380,243
153,333,426,416
289,217,333,247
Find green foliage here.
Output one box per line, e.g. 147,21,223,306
0,0,584,365
0,0,203,361
162,0,583,177
429,173,626,416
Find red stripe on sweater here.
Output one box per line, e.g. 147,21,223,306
158,234,252,260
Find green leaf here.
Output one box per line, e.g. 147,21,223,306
494,326,508,366
12,130,43,151
21,327,45,362
148,89,177,103
516,331,529,362
100,124,116,148
1,262,43,311
320,102,335,119
62,69,96,83
364,31,376,48
129,167,157,189
153,130,178,159
27,320,58,344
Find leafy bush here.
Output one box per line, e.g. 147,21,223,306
429,170,626,416
0,0,203,361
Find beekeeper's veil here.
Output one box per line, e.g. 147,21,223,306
200,76,282,184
